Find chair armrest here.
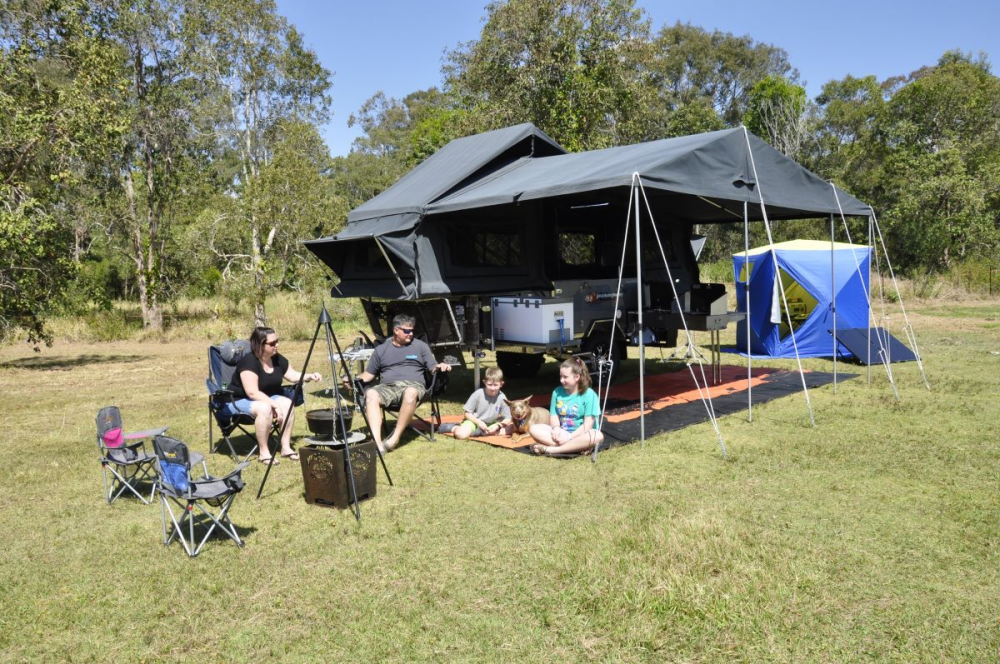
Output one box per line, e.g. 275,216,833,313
124,426,169,440
210,388,235,406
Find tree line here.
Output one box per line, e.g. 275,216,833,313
3,0,998,346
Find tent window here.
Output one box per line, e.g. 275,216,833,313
353,242,389,274
738,261,753,283
558,232,596,266
447,224,523,268
776,268,818,339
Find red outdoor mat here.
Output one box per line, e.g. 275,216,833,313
427,364,846,452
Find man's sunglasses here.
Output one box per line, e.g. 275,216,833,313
396,328,414,334
265,340,280,347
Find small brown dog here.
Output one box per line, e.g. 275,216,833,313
504,396,550,443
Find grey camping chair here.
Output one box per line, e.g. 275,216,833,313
95,407,207,505
154,435,250,557
95,406,164,505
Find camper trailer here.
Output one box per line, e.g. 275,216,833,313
306,123,870,378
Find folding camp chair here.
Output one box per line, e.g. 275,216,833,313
95,407,208,505
154,435,250,557
94,406,166,505
357,367,449,442
206,340,303,461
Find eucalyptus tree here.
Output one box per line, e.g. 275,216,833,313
184,0,332,324
876,52,1000,269
0,0,126,344
193,120,343,302
810,52,1000,270
101,0,214,332
742,75,808,157
444,0,659,151
650,22,796,131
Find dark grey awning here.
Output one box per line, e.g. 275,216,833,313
429,129,869,218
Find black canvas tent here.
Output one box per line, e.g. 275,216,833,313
306,123,871,299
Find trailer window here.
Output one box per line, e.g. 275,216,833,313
559,232,597,266
448,225,523,268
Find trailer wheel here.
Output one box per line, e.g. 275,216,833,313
495,351,545,379
581,334,626,385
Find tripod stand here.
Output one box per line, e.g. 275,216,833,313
257,305,392,521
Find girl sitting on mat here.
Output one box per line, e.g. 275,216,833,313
529,356,604,455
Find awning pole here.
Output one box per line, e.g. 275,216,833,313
869,208,930,390
744,201,752,422
373,237,410,298
634,177,645,447
593,184,636,463
743,127,815,427
831,213,837,393
867,216,872,384
831,187,899,400
637,180,726,459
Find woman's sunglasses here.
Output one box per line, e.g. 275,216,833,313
265,340,280,347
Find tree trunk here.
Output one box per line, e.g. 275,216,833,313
123,168,163,332
251,225,267,326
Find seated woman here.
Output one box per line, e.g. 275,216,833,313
226,326,321,465
529,356,604,455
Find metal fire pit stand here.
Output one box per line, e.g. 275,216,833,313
257,305,391,521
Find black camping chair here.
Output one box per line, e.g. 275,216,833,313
94,406,167,505
356,367,449,442
154,435,250,557
206,340,304,461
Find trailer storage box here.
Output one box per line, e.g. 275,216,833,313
492,297,574,346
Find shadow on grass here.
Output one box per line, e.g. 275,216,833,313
1,353,146,371
160,515,258,554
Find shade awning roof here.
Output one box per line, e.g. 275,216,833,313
346,123,565,224
428,128,870,218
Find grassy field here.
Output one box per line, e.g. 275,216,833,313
1,299,998,662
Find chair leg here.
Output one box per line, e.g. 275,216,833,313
190,495,242,556
103,461,155,505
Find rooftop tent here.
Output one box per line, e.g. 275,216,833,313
732,240,872,358
306,123,565,299
306,124,872,299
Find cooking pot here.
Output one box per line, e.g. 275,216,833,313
305,408,354,439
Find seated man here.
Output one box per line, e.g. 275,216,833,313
350,314,452,452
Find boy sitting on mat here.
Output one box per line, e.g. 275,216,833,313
441,366,513,439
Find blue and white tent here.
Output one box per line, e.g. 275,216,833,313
732,240,871,358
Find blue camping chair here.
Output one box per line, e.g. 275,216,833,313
206,340,304,461
154,435,250,557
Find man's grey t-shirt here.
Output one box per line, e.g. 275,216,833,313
463,388,511,424
366,337,437,385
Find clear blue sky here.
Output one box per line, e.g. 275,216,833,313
274,0,999,158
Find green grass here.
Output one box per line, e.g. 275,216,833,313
1,302,998,662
